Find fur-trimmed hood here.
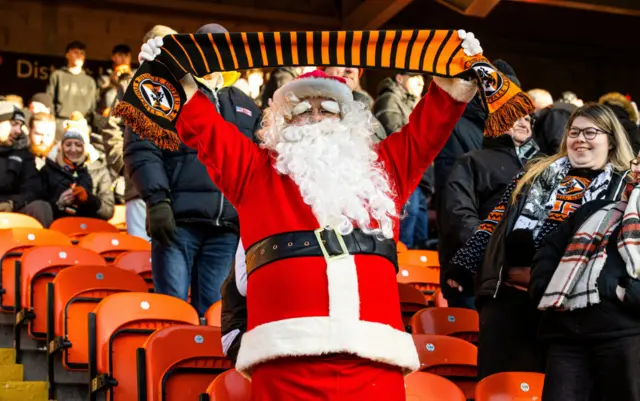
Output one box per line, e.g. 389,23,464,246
599,92,638,122
46,141,101,167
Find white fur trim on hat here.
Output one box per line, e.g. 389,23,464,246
272,76,354,108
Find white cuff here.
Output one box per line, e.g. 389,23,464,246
432,76,477,103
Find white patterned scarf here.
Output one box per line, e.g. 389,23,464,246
513,157,614,238
539,184,640,310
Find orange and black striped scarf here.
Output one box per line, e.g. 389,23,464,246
113,30,534,151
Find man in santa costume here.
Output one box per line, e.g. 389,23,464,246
139,30,483,400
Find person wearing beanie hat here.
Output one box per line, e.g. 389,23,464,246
29,93,54,116
40,126,114,221
124,23,261,328
140,31,483,399
0,101,52,226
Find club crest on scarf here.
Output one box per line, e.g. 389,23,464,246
466,59,509,102
133,73,181,120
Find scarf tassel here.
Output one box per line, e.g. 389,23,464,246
112,102,181,152
484,92,536,138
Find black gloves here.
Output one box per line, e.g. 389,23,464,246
147,200,176,246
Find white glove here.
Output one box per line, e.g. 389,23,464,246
457,30,483,57
138,37,164,64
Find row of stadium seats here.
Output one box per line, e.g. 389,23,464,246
0,213,539,400
199,369,545,401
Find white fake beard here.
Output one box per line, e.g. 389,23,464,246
263,106,397,239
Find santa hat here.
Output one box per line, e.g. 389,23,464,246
272,70,354,109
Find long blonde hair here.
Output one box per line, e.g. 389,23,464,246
512,103,634,203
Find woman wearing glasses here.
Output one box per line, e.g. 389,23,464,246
447,104,634,379
530,151,640,400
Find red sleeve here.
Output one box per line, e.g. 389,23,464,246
175,90,263,206
376,81,468,206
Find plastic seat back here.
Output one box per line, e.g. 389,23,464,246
397,251,440,297
410,307,480,344
51,265,148,370
206,369,251,401
91,292,200,401
475,372,545,401
20,246,105,339
398,283,427,330
0,228,70,312
113,251,153,291
0,213,43,229
139,325,232,401
205,301,222,327
405,371,466,401
413,334,478,399
108,204,127,231
77,232,150,263
397,242,408,253
50,217,119,242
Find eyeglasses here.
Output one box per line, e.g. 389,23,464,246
567,127,610,140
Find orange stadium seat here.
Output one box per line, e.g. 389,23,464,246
46,265,148,400
88,292,200,401
410,307,479,344
113,250,153,291
13,246,105,360
201,369,251,401
413,334,478,399
404,371,466,401
475,372,545,401
397,250,441,298
397,241,408,253
108,204,127,231
50,216,120,242
0,212,43,229
137,325,232,401
205,300,222,327
398,283,427,331
77,232,150,263
0,228,70,313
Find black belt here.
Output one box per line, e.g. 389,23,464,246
245,228,398,276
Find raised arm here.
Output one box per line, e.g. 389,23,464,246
376,77,476,205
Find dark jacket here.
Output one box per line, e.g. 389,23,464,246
40,146,114,220
220,263,247,363
475,170,629,304
437,135,538,274
123,84,261,230
0,135,43,210
608,104,640,155
533,102,576,155
531,199,640,340
373,77,418,137
46,67,97,120
434,95,487,206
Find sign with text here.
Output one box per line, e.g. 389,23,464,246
0,51,111,102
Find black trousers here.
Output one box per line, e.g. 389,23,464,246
543,335,640,401
477,286,546,380
17,200,53,228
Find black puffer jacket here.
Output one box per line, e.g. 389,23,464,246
0,135,42,210
533,102,576,155
476,170,629,303
437,135,539,275
123,83,261,230
434,95,486,206
40,146,114,220
531,199,640,340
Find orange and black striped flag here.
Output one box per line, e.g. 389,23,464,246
114,30,534,151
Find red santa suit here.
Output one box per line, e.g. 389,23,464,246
175,72,475,400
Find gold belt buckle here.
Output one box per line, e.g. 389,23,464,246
314,227,349,261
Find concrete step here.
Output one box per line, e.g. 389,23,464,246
0,365,22,382
0,350,14,367
0,381,47,401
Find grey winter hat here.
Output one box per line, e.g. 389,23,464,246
0,101,24,124
196,23,228,35
62,129,86,144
